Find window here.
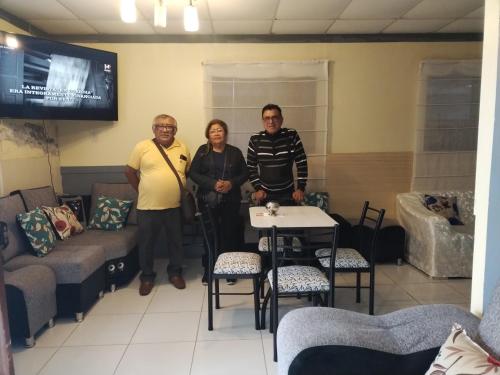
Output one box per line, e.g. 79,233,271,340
203,60,329,192
412,60,481,191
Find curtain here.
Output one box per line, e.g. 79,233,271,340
412,60,481,191
202,60,329,192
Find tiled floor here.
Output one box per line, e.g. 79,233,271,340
11,258,471,375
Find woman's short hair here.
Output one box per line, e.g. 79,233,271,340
205,119,228,138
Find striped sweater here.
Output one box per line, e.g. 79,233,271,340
247,128,308,193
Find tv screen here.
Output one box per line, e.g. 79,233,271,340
0,33,118,121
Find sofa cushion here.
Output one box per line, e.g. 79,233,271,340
42,205,84,240
90,183,138,225
424,194,463,225
88,196,133,231
0,195,30,262
302,192,329,213
56,226,138,260
17,186,58,211
17,208,57,257
3,245,106,284
4,264,57,336
425,323,499,375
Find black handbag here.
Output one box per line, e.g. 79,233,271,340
153,139,196,223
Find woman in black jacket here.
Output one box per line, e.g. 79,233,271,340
189,119,249,284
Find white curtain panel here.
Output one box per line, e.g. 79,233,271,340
202,60,329,192
412,60,481,192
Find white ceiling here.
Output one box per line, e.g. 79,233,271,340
0,0,484,37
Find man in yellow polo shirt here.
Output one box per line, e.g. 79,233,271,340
125,114,191,295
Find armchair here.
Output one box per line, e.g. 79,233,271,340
396,191,474,278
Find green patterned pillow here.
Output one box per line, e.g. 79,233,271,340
302,192,329,212
17,208,57,257
88,195,133,231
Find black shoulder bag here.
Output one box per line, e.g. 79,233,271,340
153,139,196,224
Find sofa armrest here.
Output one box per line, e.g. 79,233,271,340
396,193,452,242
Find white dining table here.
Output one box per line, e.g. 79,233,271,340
249,205,338,230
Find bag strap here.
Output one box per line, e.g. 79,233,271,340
152,139,184,193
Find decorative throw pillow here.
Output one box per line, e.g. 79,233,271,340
17,208,57,257
425,323,500,375
302,192,329,212
424,194,464,225
42,204,84,240
60,196,86,226
88,195,133,231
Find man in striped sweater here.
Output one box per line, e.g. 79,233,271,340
247,103,308,206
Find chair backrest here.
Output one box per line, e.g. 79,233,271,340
352,201,385,263
478,282,500,358
197,207,219,270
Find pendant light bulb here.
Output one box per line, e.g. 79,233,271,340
120,0,137,23
184,1,199,32
154,0,167,28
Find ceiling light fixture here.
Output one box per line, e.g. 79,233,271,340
5,34,19,49
120,0,199,32
184,0,199,32
120,0,137,23
154,0,167,28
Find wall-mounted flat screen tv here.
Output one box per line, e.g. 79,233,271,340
0,33,118,121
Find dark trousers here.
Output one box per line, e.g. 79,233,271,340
199,199,244,271
137,208,183,281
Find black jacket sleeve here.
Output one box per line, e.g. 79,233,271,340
189,145,217,191
228,145,249,190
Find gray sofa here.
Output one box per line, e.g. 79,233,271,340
0,192,105,323
277,283,500,375
16,183,140,292
4,265,57,347
0,182,139,345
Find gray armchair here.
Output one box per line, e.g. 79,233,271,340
277,283,500,375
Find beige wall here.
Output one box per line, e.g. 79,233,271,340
57,42,482,166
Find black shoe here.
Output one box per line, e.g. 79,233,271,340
226,278,237,285
202,273,208,286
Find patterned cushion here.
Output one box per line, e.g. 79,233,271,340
17,208,57,257
42,205,84,240
258,236,302,252
88,195,133,231
315,247,370,269
59,196,86,226
267,265,329,293
302,192,329,212
213,252,261,275
425,323,500,375
424,194,464,225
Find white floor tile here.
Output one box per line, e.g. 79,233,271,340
446,279,472,298
401,282,469,304
64,314,143,346
12,347,57,375
38,345,126,375
262,336,278,375
115,342,195,375
35,318,79,347
88,288,153,315
340,269,395,286
379,263,432,284
132,312,200,343
148,283,205,313
198,309,261,341
191,339,267,375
